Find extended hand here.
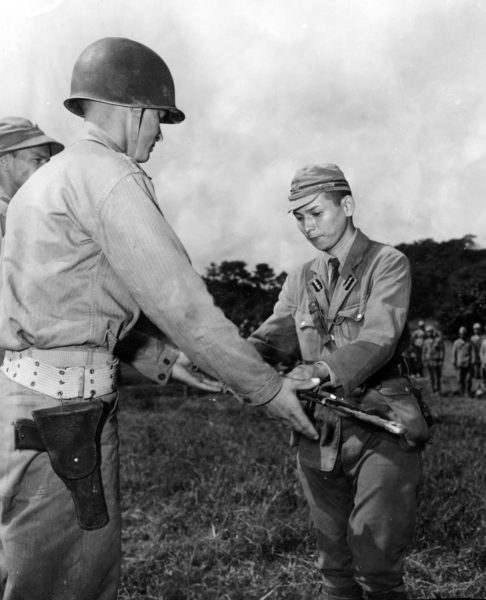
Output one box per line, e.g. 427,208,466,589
171,352,226,392
264,375,320,440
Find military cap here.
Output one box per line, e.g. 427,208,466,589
288,163,352,212
0,117,63,158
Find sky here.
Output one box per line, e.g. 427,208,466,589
1,0,486,274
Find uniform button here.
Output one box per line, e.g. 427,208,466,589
35,361,40,367
33,371,37,376
90,390,96,397
57,391,63,397
90,379,95,384
90,369,95,375
59,370,65,375
357,314,363,320
163,358,171,365
30,382,35,387
158,373,166,381
59,380,65,385
243,398,251,404
330,335,335,341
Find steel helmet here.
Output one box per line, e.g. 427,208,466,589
64,37,185,124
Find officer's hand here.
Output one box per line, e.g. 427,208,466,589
171,352,226,392
264,376,320,441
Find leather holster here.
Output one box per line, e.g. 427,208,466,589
14,400,109,530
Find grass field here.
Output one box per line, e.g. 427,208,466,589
117,368,486,600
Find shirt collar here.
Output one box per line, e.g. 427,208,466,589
321,228,358,269
83,121,125,154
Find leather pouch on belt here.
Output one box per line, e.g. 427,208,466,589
360,386,431,449
16,401,109,530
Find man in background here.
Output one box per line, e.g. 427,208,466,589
452,326,474,397
0,116,63,242
421,325,444,395
470,322,483,394
410,320,426,377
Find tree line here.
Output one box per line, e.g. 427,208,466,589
203,235,486,339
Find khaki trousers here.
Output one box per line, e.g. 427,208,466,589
0,371,121,600
298,420,421,600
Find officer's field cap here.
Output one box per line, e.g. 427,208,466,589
0,117,64,158
288,163,352,212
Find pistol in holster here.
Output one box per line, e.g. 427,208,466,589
13,400,110,531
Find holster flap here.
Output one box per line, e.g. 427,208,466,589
32,401,103,480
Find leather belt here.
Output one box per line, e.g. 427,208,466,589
1,350,118,400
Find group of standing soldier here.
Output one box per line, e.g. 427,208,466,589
409,320,486,398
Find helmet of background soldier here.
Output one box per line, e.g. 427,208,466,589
0,117,63,158
64,37,185,125
473,322,481,331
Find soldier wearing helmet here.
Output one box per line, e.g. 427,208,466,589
0,116,63,241
0,38,317,599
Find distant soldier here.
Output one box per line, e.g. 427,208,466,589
452,326,474,397
479,335,486,393
410,320,426,377
421,325,445,395
470,322,483,388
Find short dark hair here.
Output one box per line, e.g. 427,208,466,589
322,190,351,206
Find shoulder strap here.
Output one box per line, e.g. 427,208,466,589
304,261,336,350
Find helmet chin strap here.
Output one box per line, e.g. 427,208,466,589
126,107,143,160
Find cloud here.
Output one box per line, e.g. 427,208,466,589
1,0,486,271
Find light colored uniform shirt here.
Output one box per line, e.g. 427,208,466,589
0,193,8,245
0,123,281,404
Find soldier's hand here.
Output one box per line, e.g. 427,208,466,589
171,352,226,392
287,362,332,387
264,376,320,440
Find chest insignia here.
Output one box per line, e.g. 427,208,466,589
343,274,357,291
310,278,324,292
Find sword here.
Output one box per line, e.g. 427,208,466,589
297,389,406,436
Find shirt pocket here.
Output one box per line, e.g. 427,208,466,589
332,297,367,343
294,308,322,362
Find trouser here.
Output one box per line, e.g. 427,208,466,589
0,371,121,600
457,366,472,396
298,421,421,600
426,364,442,393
